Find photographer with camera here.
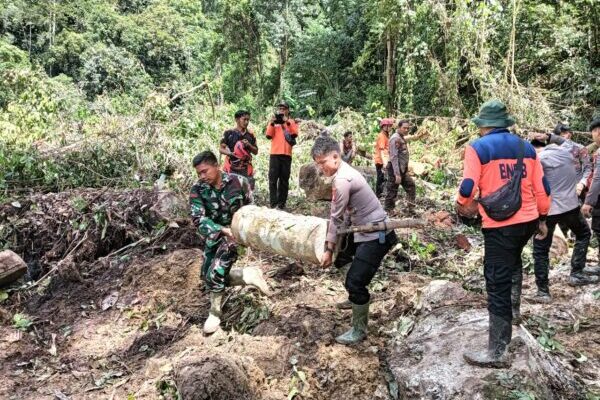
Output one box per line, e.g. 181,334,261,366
266,101,298,209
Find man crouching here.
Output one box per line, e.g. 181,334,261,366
190,151,270,334
312,136,398,345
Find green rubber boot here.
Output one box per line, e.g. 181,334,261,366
336,302,369,345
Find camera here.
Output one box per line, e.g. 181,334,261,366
274,112,285,125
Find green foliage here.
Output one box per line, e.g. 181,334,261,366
526,315,564,354
12,313,32,331
0,0,598,199
80,43,152,99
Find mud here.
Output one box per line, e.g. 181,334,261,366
174,354,257,400
0,190,599,399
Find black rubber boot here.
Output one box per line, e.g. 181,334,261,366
532,283,551,304
463,313,512,368
568,272,599,286
511,271,522,325
583,265,600,275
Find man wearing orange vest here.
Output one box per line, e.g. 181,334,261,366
266,101,299,209
456,100,551,368
374,118,393,197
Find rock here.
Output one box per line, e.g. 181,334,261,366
0,250,27,286
298,163,334,201
298,163,377,201
408,161,430,177
454,234,472,252
388,280,583,399
416,280,476,312
424,211,453,230
149,190,187,221
549,227,568,259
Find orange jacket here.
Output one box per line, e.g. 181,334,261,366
266,119,299,156
457,129,551,228
373,131,389,165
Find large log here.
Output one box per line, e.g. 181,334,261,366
0,250,27,286
231,205,328,264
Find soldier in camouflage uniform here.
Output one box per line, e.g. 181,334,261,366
190,151,270,334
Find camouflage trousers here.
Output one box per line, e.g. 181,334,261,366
201,236,238,293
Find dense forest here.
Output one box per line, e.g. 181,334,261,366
2,2,600,399
2,0,599,123
1,0,599,197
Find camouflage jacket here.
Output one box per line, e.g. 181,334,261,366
189,172,253,247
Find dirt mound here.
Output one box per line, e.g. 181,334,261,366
0,188,194,281
298,120,326,142
175,354,257,400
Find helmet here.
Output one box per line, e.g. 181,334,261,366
379,118,394,128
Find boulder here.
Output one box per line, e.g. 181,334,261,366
0,250,27,286
387,280,583,399
174,354,258,400
549,227,568,260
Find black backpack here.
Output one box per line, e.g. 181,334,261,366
479,139,525,221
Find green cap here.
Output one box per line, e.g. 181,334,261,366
471,99,516,128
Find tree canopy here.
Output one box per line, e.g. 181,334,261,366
0,0,597,128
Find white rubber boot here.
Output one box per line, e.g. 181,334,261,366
203,292,223,334
229,267,271,296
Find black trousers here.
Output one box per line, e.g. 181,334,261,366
482,220,538,322
268,155,292,208
533,207,590,289
335,231,398,305
375,163,385,197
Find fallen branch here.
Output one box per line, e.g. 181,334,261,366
169,83,208,103
28,231,89,289
519,324,584,399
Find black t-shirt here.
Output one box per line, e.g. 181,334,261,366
221,129,257,174
221,129,256,152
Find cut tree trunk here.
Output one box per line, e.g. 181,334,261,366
231,205,328,264
0,250,27,286
299,162,428,201
299,163,377,201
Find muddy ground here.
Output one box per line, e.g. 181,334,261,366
1,189,599,399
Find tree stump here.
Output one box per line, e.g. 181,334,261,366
298,163,377,201
231,205,328,264
298,162,427,201
0,250,27,286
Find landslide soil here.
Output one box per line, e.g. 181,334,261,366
1,191,599,399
